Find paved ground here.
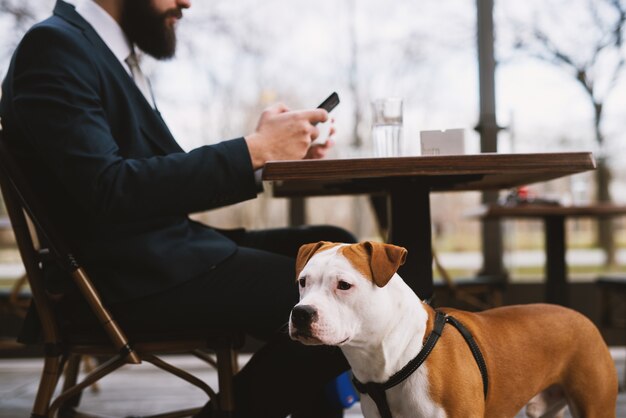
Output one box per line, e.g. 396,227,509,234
0,349,624,417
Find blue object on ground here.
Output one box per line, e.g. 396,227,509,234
325,371,359,409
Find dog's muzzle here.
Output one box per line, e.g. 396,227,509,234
290,304,318,332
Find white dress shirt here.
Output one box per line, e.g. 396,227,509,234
66,0,134,76
68,0,155,106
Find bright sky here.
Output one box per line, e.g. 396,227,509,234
2,0,626,167
150,0,626,171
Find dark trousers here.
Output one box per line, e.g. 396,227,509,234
107,225,355,418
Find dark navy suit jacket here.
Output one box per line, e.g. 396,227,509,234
0,0,258,304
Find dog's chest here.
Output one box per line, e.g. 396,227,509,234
359,366,447,418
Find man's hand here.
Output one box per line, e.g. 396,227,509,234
245,103,328,169
305,120,336,160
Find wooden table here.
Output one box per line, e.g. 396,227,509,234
468,203,626,306
262,152,596,300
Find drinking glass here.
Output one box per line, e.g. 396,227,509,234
371,98,403,157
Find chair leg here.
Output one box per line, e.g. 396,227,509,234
8,274,29,318
58,354,84,416
31,354,64,418
62,355,81,390
215,346,238,417
49,354,127,417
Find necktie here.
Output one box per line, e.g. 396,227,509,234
125,52,155,107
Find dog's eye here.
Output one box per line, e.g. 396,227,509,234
337,281,352,290
299,278,306,288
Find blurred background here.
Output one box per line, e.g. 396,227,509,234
1,0,626,283
1,3,626,416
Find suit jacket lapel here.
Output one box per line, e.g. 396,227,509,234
53,0,102,48
53,0,184,155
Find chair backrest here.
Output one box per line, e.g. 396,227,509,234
0,130,139,363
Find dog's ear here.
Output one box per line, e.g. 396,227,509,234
295,241,332,280
342,241,407,287
366,241,407,287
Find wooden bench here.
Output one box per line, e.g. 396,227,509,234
596,276,626,329
432,250,506,310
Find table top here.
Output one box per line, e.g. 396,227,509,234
467,203,626,219
262,152,596,197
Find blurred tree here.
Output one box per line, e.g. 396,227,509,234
0,0,52,52
0,0,38,29
0,0,475,241
509,0,626,265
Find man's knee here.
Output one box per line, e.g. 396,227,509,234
299,225,357,244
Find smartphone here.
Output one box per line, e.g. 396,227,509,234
312,92,340,140
317,92,340,114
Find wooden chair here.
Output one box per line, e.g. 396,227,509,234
432,249,506,311
0,216,30,350
596,276,626,330
0,273,30,351
0,131,243,418
595,276,626,390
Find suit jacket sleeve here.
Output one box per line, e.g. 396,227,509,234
8,24,258,222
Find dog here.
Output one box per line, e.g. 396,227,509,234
289,241,618,418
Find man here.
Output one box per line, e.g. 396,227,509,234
0,0,353,416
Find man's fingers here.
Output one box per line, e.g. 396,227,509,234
305,138,335,160
300,108,329,125
310,126,320,141
266,102,290,114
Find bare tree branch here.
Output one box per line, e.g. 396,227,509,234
508,0,626,263
607,0,626,46
0,0,37,30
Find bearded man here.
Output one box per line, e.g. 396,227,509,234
0,1,353,417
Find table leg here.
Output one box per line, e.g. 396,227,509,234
288,197,306,226
544,216,568,306
388,184,433,301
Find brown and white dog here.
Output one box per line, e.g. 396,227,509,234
289,241,618,418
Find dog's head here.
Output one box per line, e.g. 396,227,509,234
288,241,408,346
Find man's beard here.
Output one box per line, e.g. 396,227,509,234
121,0,182,60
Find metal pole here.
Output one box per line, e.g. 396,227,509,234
476,0,506,278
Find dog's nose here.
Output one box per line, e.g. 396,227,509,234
291,305,318,329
